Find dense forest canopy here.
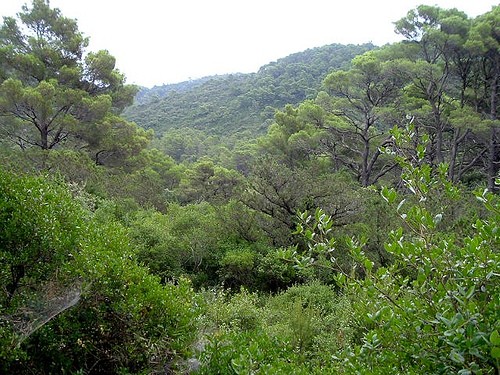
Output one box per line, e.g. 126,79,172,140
123,43,375,139
0,1,499,374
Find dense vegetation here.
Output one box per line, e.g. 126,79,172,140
124,43,375,137
0,1,499,373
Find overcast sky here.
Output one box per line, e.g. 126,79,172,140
0,0,498,87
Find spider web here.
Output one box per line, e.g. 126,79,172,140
3,279,85,347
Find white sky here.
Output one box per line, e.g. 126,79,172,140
1,0,498,87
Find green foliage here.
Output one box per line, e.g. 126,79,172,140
0,170,200,373
124,43,375,140
321,50,406,186
28,259,199,373
197,282,354,373
127,202,229,287
0,148,99,185
0,170,85,309
256,247,303,291
266,282,354,357
0,169,86,370
199,330,309,375
87,148,181,211
54,219,199,373
175,159,244,204
218,247,256,289
217,200,268,244
128,203,288,291
0,0,143,165
128,209,185,281
293,129,500,373
2,3,500,373
245,154,365,247
153,127,221,163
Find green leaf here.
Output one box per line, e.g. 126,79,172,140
381,186,397,204
416,270,426,285
364,258,374,272
490,330,500,346
491,346,500,359
449,350,464,364
465,285,475,300
305,229,314,240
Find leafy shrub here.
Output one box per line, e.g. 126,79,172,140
197,288,310,374
197,282,355,373
291,129,500,373
0,170,200,374
201,288,262,333
128,209,185,282
0,170,86,310
264,282,354,366
256,247,302,291
199,330,310,375
219,247,257,289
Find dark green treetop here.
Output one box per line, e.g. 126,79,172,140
0,0,140,157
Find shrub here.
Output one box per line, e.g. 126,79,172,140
0,170,200,373
291,130,500,373
219,247,256,289
197,282,355,373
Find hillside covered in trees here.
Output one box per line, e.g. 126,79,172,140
0,1,499,374
124,43,375,137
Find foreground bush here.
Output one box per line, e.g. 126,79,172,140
196,283,354,373
0,170,199,373
292,140,500,373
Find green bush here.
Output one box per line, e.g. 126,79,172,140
197,288,309,374
256,247,302,291
201,288,262,333
0,170,85,310
128,209,185,282
0,170,200,374
197,283,355,373
291,138,500,373
219,247,256,289
199,330,310,375
264,282,354,366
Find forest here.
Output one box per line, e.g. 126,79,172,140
0,0,499,373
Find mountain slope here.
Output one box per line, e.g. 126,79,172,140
123,43,376,137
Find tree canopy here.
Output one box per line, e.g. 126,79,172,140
0,0,145,165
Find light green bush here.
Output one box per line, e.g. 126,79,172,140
0,170,200,374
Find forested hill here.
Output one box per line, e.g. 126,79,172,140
123,43,375,137
133,75,217,104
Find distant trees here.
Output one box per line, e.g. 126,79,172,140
123,44,376,140
469,6,500,190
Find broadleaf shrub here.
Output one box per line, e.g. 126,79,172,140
292,127,500,373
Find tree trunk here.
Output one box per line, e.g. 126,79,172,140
6,264,25,306
39,123,49,150
487,126,498,192
360,129,371,187
448,129,469,183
